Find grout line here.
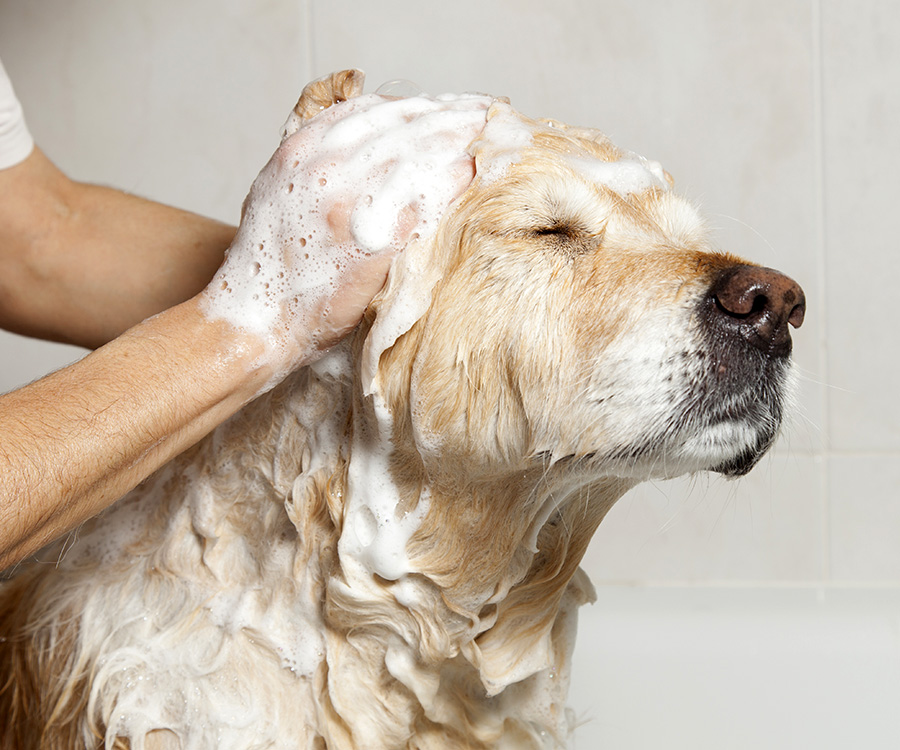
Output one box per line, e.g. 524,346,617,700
592,580,900,591
303,0,316,79
773,449,900,458
811,0,831,583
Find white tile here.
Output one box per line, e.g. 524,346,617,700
582,453,824,583
0,0,310,224
569,587,900,750
822,0,900,451
830,455,900,582
0,331,85,394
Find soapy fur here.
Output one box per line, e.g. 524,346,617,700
0,71,799,749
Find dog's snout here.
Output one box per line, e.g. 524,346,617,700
706,265,806,355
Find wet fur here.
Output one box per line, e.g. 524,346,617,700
0,71,796,749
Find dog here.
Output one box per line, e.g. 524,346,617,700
0,70,805,749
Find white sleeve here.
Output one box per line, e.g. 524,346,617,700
0,56,35,170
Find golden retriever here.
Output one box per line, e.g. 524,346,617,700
0,70,805,749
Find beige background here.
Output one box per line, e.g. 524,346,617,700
1,1,898,747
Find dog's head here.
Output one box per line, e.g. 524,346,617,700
343,84,805,487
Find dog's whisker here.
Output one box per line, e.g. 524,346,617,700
793,366,848,393
710,212,778,258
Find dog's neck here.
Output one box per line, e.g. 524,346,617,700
256,345,632,744
45,341,632,748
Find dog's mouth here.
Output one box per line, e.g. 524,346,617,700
677,341,794,476
581,338,795,480
547,344,794,481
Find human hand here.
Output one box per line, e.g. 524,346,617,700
200,92,491,389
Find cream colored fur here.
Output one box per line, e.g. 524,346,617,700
0,71,797,749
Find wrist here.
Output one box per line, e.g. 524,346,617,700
163,295,279,404
196,269,321,393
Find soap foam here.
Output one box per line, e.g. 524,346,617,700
201,92,491,387
472,102,536,184
341,391,430,581
566,152,670,195
360,232,444,396
470,100,671,199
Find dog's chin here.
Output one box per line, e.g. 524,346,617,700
679,360,793,479
708,429,776,477
644,415,782,480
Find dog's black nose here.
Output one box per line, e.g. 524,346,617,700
706,265,806,355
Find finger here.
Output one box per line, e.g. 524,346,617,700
314,248,398,349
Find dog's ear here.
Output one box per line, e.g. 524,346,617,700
360,236,441,398
281,69,366,140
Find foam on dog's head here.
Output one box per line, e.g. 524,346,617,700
470,102,535,184
202,84,491,387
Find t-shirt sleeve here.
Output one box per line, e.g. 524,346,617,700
0,56,35,170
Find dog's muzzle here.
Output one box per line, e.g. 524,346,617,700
695,264,806,476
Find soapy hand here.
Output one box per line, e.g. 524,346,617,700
200,92,491,387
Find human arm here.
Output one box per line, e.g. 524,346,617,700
0,147,236,348
0,299,268,568
0,92,489,568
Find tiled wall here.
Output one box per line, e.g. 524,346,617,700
3,0,896,588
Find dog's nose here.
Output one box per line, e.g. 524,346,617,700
706,265,806,355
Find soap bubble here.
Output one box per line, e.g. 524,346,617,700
375,79,426,99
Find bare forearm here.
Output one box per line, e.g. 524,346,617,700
0,148,235,348
0,89,483,569
0,298,270,568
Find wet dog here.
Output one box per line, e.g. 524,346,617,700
0,70,804,749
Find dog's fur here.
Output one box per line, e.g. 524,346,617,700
0,71,800,749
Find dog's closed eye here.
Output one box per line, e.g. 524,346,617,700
531,222,604,256
532,223,578,238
